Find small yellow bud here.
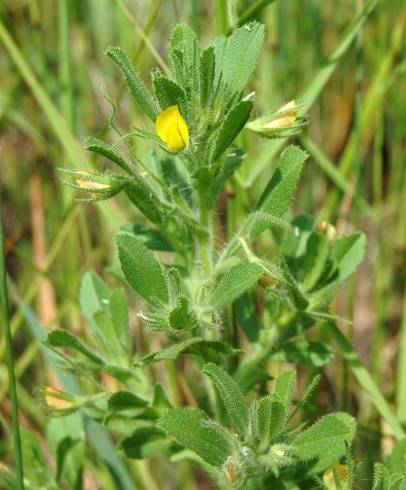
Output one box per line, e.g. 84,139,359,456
323,460,349,489
259,275,278,288
263,100,297,130
224,457,239,485
155,105,189,151
317,220,337,242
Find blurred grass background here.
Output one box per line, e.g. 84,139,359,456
0,0,405,488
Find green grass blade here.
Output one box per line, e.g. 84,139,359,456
0,18,87,170
57,0,75,131
238,0,277,26
244,0,380,187
329,322,405,440
396,293,406,424
0,193,25,489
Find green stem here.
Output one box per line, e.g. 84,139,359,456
197,191,213,279
216,0,236,35
0,193,24,489
329,322,405,440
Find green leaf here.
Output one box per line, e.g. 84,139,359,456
80,272,109,321
109,288,129,350
108,391,149,412
21,428,58,489
373,463,391,490
210,261,263,311
292,412,356,472
152,384,173,412
136,337,239,367
158,408,231,466
119,427,171,459
386,439,406,476
46,415,85,490
169,296,191,330
207,149,244,209
222,22,265,95
271,340,335,367
257,394,286,445
45,330,104,365
120,223,172,251
310,233,366,307
302,232,330,292
124,182,164,226
257,145,308,217
211,100,253,162
274,370,296,409
56,437,80,483
92,310,124,363
116,233,169,306
106,47,158,122
331,232,366,283
168,24,199,87
152,74,186,111
202,363,247,434
84,138,164,224
85,137,135,177
242,211,291,240
168,24,200,126
234,293,261,343
80,273,129,361
200,45,215,108
79,274,108,329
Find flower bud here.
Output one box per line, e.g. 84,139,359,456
155,105,189,151
259,275,278,288
42,386,83,416
224,456,239,485
317,220,337,242
58,169,129,201
246,100,307,139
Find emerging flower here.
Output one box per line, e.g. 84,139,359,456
263,100,297,129
156,105,189,151
42,386,80,415
246,99,307,139
57,168,129,201
323,460,350,489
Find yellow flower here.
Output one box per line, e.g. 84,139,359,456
323,460,350,489
155,105,189,151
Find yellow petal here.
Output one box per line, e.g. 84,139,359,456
44,387,73,410
155,105,189,151
263,99,297,129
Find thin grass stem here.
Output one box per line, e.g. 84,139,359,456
0,193,25,489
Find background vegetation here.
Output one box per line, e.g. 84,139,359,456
0,0,405,488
